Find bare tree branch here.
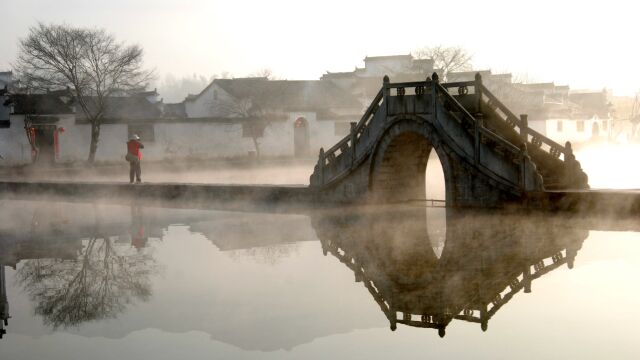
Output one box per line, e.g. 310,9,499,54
413,45,473,81
14,23,154,163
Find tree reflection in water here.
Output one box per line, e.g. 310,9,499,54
16,235,157,329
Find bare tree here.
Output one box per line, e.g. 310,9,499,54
15,23,153,163
217,97,273,158
249,68,274,79
414,45,473,81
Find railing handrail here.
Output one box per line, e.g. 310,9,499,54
441,80,476,89
479,127,521,154
479,83,522,127
324,88,384,158
436,83,521,156
383,81,431,89
478,83,566,156
356,88,384,132
525,126,566,155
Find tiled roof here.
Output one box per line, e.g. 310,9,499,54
207,78,362,111
163,102,187,118
364,54,413,61
75,96,161,120
6,94,73,115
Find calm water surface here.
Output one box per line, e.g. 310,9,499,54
0,198,639,359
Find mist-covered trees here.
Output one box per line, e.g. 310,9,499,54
215,96,272,159
15,23,153,163
414,45,473,81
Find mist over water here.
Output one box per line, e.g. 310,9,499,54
0,143,639,359
0,197,639,359
1,33,638,358
576,144,640,189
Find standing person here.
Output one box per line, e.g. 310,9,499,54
126,134,144,183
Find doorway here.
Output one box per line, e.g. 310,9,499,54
33,125,56,164
293,117,309,157
592,122,600,138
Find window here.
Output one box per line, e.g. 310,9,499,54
335,122,351,136
556,120,563,132
213,90,218,101
128,124,155,142
577,120,584,132
242,122,266,138
602,120,608,131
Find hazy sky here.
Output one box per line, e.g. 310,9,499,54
1,0,637,95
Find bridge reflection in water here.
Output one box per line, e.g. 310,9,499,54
312,207,587,337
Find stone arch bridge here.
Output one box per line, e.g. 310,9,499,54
310,73,589,207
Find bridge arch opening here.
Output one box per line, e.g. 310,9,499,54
425,149,446,203
425,150,447,258
369,125,452,206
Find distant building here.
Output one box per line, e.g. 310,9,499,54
1,92,74,164
182,77,362,157
0,72,14,128
0,55,614,166
446,69,612,144
321,54,436,105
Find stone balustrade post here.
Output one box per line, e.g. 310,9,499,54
475,72,483,113
520,114,528,142
523,265,532,293
519,143,528,191
350,122,357,166
474,113,484,165
318,147,325,186
383,75,390,116
431,72,439,121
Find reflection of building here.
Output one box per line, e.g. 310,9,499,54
0,200,364,348
0,266,8,338
312,207,588,337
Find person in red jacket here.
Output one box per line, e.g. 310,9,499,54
126,134,144,183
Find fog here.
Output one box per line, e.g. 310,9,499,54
2,0,638,95
2,1,640,358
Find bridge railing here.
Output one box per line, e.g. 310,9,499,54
441,76,569,162
318,77,437,185
314,73,571,188
434,79,529,189
317,87,385,184
435,81,522,158
477,81,567,161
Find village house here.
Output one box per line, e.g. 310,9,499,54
0,72,14,129
0,55,614,166
0,73,362,165
445,70,612,145
181,77,362,158
321,54,436,106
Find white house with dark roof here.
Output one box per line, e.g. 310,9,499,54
321,54,436,105
0,75,364,165
446,69,612,145
0,54,614,166
182,77,363,158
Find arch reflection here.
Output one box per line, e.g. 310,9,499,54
312,207,587,337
